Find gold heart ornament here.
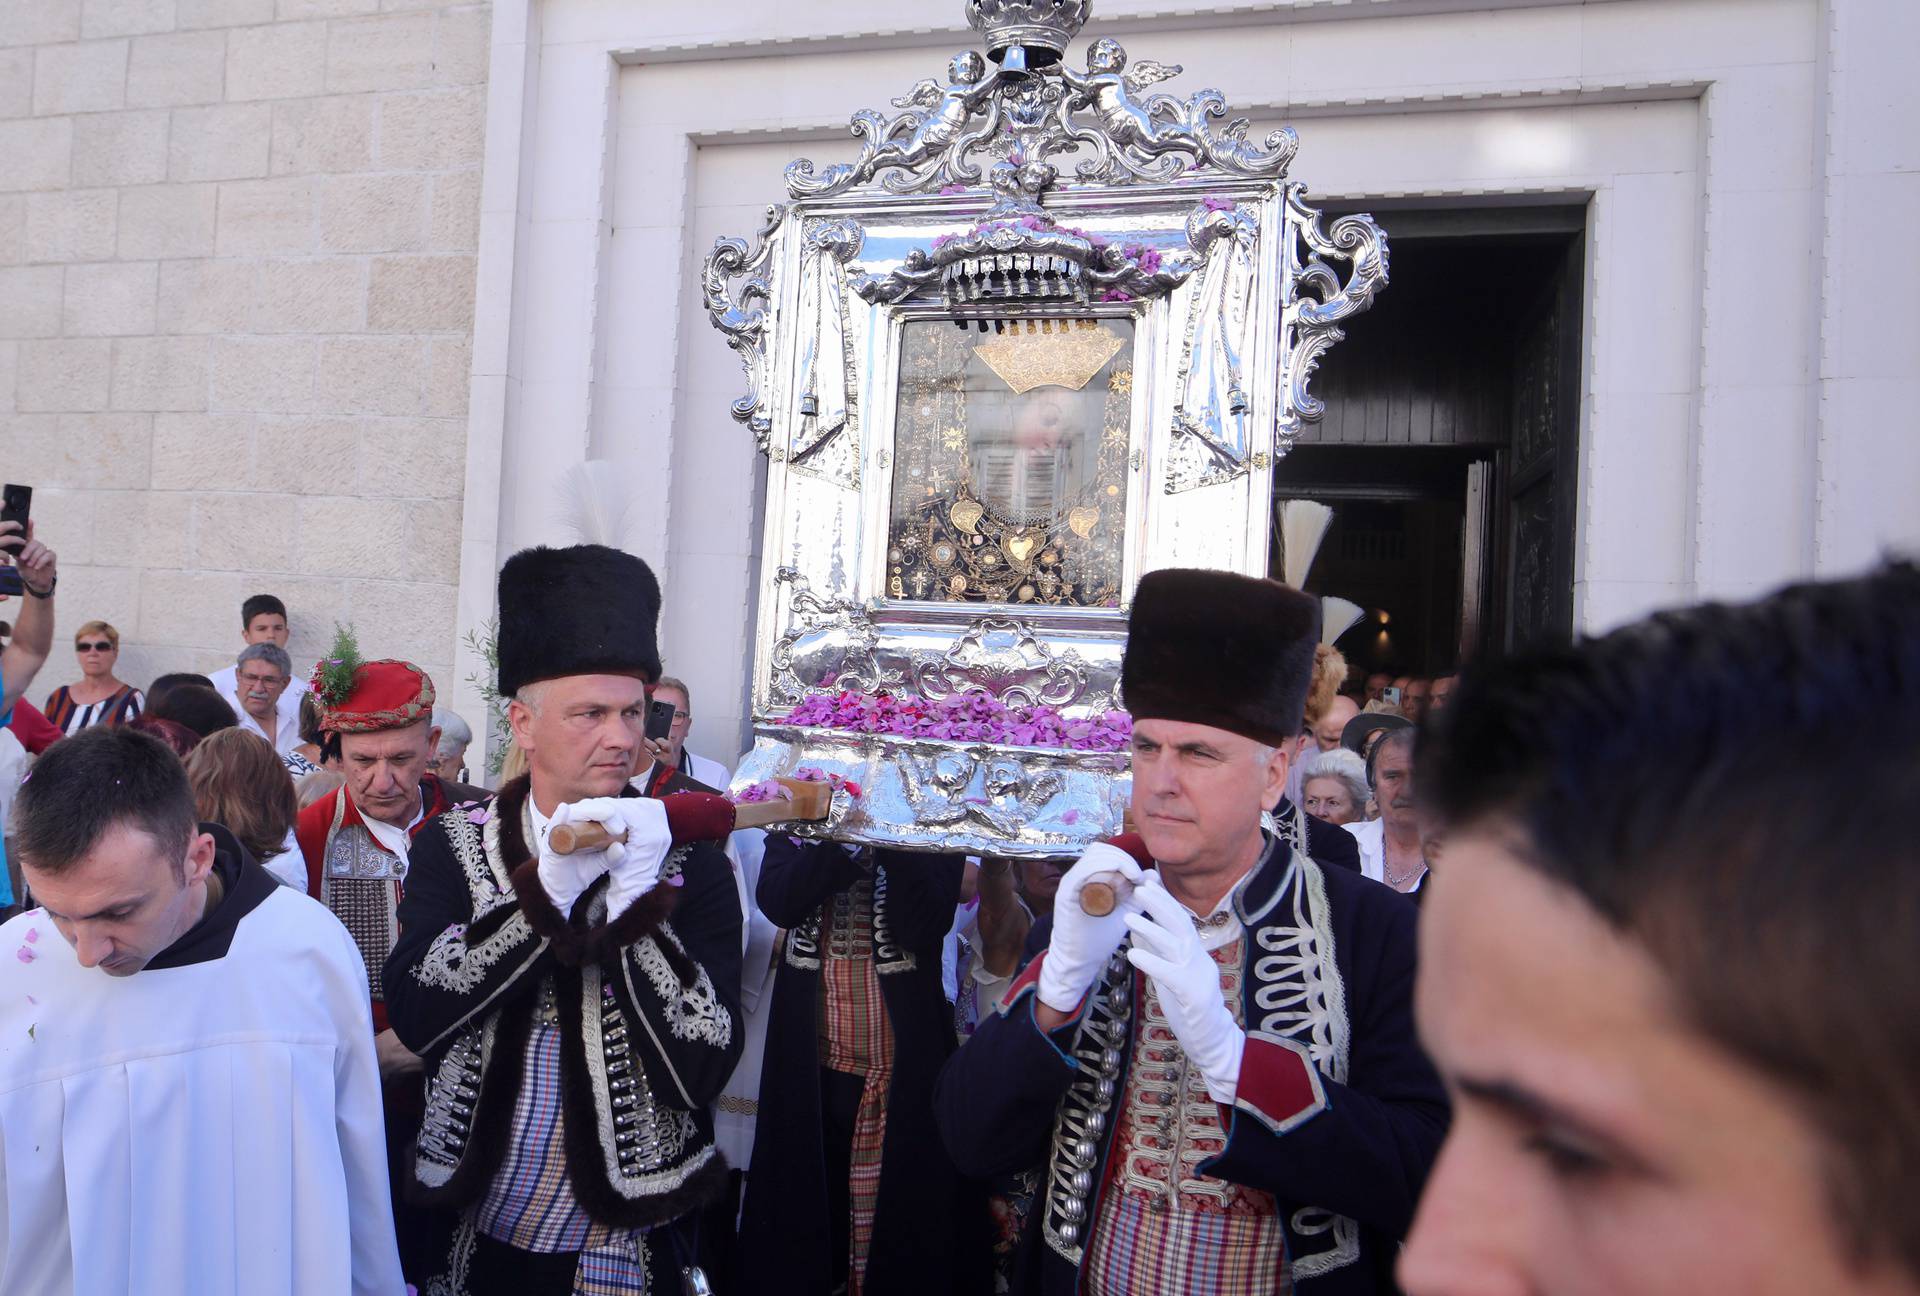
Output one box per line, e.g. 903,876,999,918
1006,530,1041,569
949,498,985,534
1067,505,1100,538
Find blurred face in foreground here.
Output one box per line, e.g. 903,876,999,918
1401,823,1920,1296
1017,858,1066,910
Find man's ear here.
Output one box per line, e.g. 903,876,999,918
183,832,217,886
426,725,443,757
507,698,535,753
1263,741,1292,806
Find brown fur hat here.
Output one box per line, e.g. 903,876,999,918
1121,569,1320,746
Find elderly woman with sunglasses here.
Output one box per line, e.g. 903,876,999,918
43,620,144,734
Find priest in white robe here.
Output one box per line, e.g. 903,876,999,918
0,725,404,1296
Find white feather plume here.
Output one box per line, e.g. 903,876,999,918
1320,596,1365,646
554,458,645,552
1279,499,1334,588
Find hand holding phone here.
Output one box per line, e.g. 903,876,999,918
645,697,678,742
0,485,30,557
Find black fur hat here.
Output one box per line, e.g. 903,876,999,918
496,544,662,697
1121,568,1321,746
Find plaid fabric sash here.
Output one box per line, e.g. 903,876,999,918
817,878,896,1295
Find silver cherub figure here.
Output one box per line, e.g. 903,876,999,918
787,50,1002,196
1063,38,1191,154
877,51,1001,172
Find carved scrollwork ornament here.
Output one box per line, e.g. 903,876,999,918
701,204,786,451
910,614,1094,709
780,18,1299,202
767,568,901,707
1280,187,1391,447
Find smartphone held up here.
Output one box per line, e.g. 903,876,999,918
0,484,29,557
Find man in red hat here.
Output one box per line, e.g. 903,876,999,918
296,642,483,1283
296,650,481,1036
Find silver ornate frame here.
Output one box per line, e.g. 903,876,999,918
703,1,1387,858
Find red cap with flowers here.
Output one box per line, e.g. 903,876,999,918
309,624,437,735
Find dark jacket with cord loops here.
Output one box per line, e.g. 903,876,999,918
383,771,744,1245
936,836,1447,1296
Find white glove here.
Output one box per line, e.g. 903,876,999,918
538,800,614,916
565,796,673,923
1125,877,1245,1104
1037,842,1145,1015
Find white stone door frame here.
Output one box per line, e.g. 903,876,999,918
452,0,1904,763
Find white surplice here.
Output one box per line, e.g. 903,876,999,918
0,859,403,1295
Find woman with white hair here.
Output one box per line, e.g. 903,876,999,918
1299,746,1370,826
427,707,472,782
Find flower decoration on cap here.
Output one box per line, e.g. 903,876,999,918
310,623,365,709
310,633,437,735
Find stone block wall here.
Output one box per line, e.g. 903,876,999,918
1,0,486,716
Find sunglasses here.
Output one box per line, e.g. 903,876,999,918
76,641,114,652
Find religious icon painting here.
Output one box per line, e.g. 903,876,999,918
888,315,1135,607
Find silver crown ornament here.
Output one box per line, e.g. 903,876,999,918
966,0,1092,73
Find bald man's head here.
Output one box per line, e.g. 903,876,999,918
1313,695,1361,752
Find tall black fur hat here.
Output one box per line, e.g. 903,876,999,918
1121,569,1321,746
496,544,662,697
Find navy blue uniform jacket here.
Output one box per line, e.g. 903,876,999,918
934,837,1447,1295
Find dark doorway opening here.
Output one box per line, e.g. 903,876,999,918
1271,203,1588,679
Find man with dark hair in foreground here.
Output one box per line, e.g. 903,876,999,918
0,726,402,1294
1401,561,1920,1296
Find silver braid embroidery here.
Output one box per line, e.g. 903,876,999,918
1040,946,1131,1264
627,847,733,1048
631,924,734,1048
411,810,533,994
1253,856,1359,1279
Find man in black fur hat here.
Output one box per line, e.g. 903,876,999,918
935,568,1448,1296
384,543,745,1294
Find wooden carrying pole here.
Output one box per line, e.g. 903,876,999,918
1079,875,1129,917
1079,810,1143,915
547,777,834,855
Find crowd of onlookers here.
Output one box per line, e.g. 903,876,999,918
4,524,1460,918
0,550,474,918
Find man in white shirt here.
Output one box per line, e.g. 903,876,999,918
0,725,403,1295
210,593,307,734
230,642,301,760
651,674,731,790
